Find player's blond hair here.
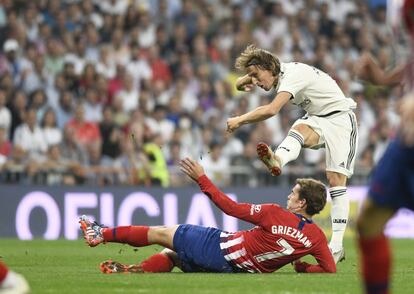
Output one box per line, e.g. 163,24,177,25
235,44,281,76
296,178,327,216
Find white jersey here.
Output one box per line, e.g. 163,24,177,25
276,62,357,116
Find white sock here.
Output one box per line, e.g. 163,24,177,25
275,129,304,167
329,186,349,251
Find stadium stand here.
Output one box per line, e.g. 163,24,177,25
0,0,404,187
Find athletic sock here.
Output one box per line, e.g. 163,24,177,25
140,253,174,273
102,226,150,247
275,130,304,167
0,262,8,283
359,234,390,294
329,186,349,251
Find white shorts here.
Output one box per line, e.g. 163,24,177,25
292,111,358,177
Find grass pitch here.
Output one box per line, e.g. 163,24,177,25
1,238,414,294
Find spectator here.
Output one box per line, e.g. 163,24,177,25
65,103,101,148
0,89,11,139
13,108,47,159
0,126,11,167
145,104,175,143
0,39,22,82
143,134,170,187
201,142,230,187
83,88,103,122
99,105,122,159
21,54,48,94
115,74,139,113
54,90,74,129
41,107,63,147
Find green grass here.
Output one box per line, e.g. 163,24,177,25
1,238,414,294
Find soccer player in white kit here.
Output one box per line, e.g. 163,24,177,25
227,45,358,263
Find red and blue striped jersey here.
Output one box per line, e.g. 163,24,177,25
197,175,336,273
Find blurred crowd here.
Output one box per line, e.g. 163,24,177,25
0,0,407,187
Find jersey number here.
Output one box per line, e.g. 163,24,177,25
254,238,294,263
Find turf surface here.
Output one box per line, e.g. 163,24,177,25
1,238,414,293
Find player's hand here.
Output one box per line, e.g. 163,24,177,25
400,93,414,146
179,157,205,181
239,83,254,92
226,117,241,133
293,260,308,273
354,52,374,81
236,74,255,92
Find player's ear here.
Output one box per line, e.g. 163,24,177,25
300,198,307,209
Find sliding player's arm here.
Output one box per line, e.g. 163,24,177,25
180,158,270,225
293,242,336,273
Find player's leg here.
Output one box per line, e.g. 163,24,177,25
356,139,412,294
321,111,358,263
99,224,237,273
79,215,178,249
257,123,319,176
357,198,396,294
100,248,177,274
326,171,348,263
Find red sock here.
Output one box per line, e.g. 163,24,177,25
102,226,150,247
140,253,174,273
359,234,391,294
0,262,9,283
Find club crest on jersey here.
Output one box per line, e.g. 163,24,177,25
250,204,262,215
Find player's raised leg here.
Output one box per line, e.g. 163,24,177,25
257,124,316,176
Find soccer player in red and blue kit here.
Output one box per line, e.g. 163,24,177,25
356,1,414,293
80,158,336,274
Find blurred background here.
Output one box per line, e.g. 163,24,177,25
0,0,408,189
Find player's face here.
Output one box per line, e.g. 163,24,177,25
247,65,278,91
286,184,305,212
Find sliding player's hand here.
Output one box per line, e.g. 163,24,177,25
400,93,414,146
179,158,205,181
292,259,308,273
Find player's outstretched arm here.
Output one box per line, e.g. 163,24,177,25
226,91,291,133
355,52,405,86
179,158,268,225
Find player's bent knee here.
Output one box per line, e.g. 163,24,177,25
292,124,309,134
161,248,180,268
356,198,395,238
292,124,319,147
356,212,370,236
326,172,347,187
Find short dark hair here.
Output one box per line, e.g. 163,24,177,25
296,178,327,216
235,44,281,76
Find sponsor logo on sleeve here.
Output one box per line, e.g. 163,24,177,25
250,204,262,215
